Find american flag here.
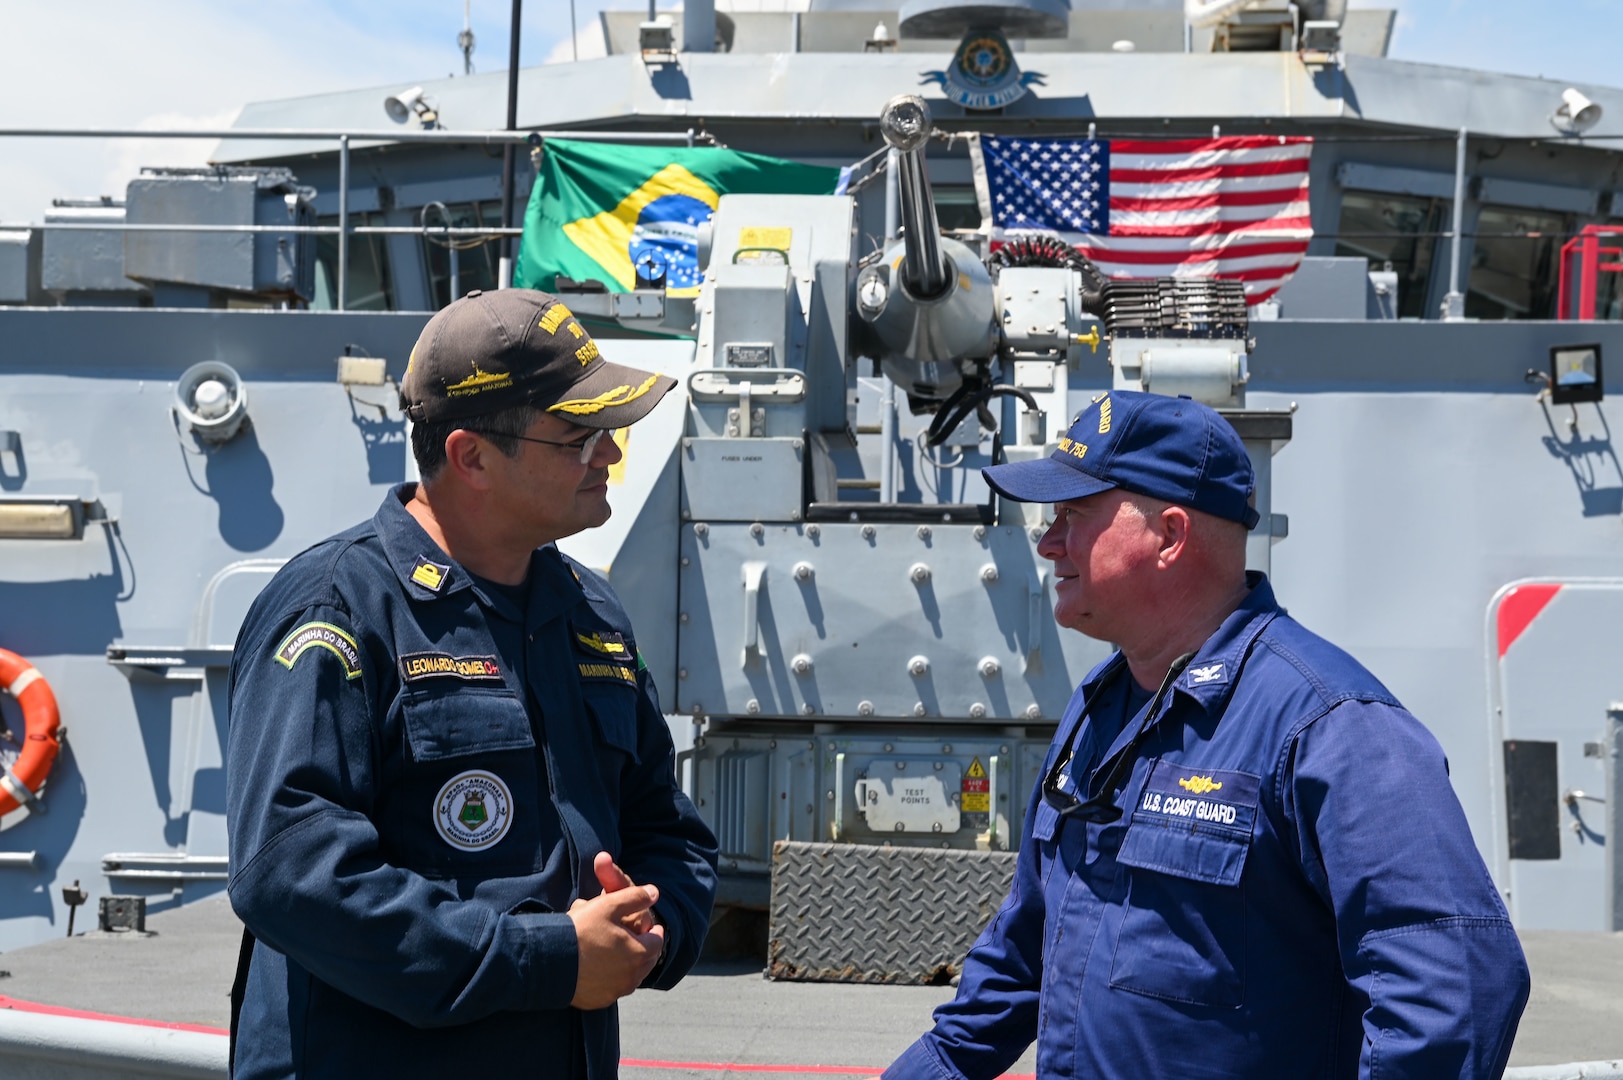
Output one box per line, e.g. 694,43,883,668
971,133,1315,304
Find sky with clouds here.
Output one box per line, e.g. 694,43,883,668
1,0,1620,223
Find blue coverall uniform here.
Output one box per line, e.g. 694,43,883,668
226,485,718,1079
888,574,1529,1080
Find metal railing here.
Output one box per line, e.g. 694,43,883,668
0,125,701,311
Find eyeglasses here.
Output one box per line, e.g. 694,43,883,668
1040,652,1195,824
467,427,617,464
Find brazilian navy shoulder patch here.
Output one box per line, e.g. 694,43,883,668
410,555,451,592
276,622,363,680
400,652,504,685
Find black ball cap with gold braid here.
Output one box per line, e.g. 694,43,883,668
399,288,676,428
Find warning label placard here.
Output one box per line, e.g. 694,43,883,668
962,757,990,814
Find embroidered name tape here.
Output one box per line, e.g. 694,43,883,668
400,652,504,684
275,622,363,680
578,662,637,685
1136,760,1259,833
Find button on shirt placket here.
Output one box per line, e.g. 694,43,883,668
1044,678,1169,1071
529,604,611,900
519,577,585,900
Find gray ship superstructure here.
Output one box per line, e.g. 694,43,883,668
2,0,1622,978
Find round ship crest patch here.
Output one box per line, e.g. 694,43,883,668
433,770,513,851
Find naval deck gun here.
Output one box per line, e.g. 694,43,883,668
635,96,1292,974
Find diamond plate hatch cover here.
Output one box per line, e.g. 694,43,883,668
767,840,1017,983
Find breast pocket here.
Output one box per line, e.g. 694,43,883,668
1108,761,1259,1009
390,689,542,878
578,680,641,763
569,627,643,766
402,687,535,762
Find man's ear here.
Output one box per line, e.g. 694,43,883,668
443,429,496,491
1157,504,1192,566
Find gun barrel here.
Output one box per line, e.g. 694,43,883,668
880,95,951,300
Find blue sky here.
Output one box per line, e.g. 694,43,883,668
1385,0,1622,85
1,0,1620,223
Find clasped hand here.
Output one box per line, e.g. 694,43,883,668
567,851,665,1010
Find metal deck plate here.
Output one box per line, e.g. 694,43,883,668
766,840,1015,983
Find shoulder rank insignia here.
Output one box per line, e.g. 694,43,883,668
276,622,363,680
411,555,451,592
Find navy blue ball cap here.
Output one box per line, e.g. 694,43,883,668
982,390,1260,529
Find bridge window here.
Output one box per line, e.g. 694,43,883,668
933,186,983,232
1466,205,1569,320
311,213,395,311
422,201,502,310
1333,190,1447,318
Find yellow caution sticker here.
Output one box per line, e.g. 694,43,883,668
739,226,792,250
962,757,990,814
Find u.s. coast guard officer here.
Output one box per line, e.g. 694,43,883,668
884,391,1529,1080
226,289,718,1079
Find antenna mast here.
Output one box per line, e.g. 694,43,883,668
459,0,476,74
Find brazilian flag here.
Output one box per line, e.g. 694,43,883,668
514,140,844,298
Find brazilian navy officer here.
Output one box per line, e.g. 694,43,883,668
226,288,718,1079
884,391,1529,1080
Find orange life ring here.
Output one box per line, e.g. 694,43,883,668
0,649,61,816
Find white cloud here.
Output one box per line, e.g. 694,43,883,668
0,0,455,222
99,110,244,204
543,14,611,65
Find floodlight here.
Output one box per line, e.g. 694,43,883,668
1552,88,1602,135
1549,343,1604,405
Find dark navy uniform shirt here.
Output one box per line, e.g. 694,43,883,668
226,485,718,1079
887,574,1529,1080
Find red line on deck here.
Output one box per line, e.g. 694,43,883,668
0,995,228,1036
0,997,1040,1079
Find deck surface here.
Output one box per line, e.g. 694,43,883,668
1,896,1618,1076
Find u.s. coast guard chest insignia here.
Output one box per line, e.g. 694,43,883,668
1136,761,1260,832
433,770,513,851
